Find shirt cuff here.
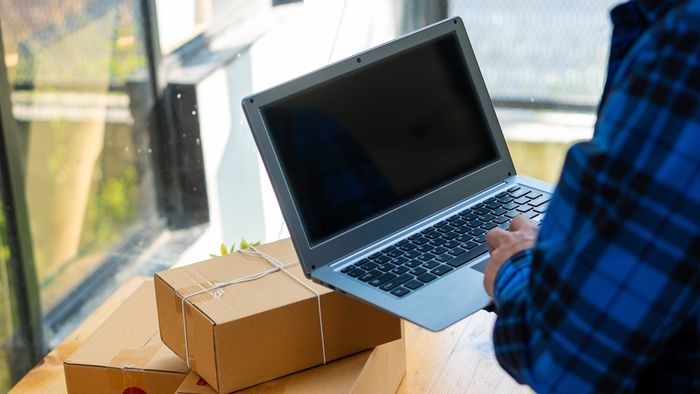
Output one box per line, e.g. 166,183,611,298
493,249,534,309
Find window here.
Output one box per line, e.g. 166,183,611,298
1,0,615,390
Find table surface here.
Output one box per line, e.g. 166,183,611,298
10,276,531,394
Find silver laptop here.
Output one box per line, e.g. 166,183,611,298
242,17,553,331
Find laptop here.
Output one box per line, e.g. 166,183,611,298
242,17,553,331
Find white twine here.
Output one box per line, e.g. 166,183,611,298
180,246,327,368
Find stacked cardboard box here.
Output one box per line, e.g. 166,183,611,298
64,280,189,394
64,239,406,393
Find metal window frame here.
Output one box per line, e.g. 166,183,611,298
0,17,46,380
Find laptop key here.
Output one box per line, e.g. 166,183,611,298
496,191,509,198
377,263,396,272
404,250,421,258
399,243,417,251
417,273,438,283
418,253,436,262
493,207,508,216
510,189,529,198
528,196,550,207
362,262,378,271
460,212,478,221
390,256,408,266
369,273,396,287
431,265,453,276
467,220,484,228
453,225,470,234
380,274,412,291
359,270,381,282
391,287,411,297
349,268,365,278
443,240,460,249
505,210,520,218
425,231,442,239
406,259,422,268
396,239,410,247
451,219,467,227
525,191,542,199
445,243,489,268
404,280,424,290
480,222,497,230
410,267,427,276
503,202,519,210
430,238,447,246
443,232,459,240
432,246,449,255
534,203,549,213
514,196,530,205
516,205,532,213
507,186,520,192
422,260,440,269
417,243,435,253
526,211,539,219
486,202,501,210
449,247,467,256
341,265,355,273
494,216,509,224
413,237,430,245
479,213,496,222
498,196,514,204
387,249,405,258
456,235,473,243
469,228,486,236
374,255,392,263
474,234,486,243
436,254,453,262
392,266,410,275
462,241,479,250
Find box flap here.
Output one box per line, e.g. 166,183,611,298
65,279,189,374
156,239,331,325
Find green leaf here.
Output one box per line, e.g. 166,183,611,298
229,244,236,253
240,239,251,250
220,243,228,256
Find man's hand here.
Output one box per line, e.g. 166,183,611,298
483,215,539,296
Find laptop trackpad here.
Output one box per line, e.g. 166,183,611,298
471,259,489,273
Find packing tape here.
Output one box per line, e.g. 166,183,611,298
179,247,328,369
107,342,161,390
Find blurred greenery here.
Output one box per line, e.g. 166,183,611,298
0,192,15,392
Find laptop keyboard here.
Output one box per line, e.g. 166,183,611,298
340,185,550,298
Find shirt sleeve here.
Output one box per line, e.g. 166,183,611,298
490,4,700,392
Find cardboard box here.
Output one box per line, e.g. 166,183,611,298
64,279,189,394
155,238,402,393
177,337,406,394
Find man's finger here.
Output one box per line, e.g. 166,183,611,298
486,227,509,252
509,214,536,232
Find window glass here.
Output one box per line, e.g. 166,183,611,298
0,0,157,317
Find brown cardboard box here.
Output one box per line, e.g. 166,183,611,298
155,238,402,393
64,279,189,394
176,337,406,394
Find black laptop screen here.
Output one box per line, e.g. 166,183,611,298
261,33,498,245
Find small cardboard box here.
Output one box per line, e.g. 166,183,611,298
155,238,402,393
64,279,189,394
176,337,406,394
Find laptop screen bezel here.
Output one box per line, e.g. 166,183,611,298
242,17,516,274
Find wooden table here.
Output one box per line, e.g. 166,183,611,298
10,276,530,393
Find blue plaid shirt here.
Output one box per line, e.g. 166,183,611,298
492,1,700,392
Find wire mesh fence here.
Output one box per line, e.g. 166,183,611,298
449,0,620,109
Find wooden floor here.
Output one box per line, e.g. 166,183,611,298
10,276,530,393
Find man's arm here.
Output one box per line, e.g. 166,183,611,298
487,5,700,391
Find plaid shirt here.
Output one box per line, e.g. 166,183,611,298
492,1,700,392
